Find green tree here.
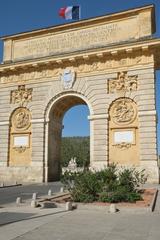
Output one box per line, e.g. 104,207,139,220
61,136,90,167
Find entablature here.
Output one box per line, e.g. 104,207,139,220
1,5,155,64
0,38,158,74
1,38,160,86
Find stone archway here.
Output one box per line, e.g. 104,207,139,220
0,5,159,183
45,93,92,181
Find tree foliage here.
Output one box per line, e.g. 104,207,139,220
61,136,90,167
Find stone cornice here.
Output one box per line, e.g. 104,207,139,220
0,38,159,74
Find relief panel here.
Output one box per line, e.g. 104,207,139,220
9,107,32,166
10,85,32,106
109,98,140,165
108,72,137,94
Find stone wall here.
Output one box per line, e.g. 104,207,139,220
0,60,158,182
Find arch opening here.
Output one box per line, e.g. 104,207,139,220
47,95,90,181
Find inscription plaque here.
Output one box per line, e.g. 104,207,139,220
13,135,29,147
114,131,134,144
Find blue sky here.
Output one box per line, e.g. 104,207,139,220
0,0,160,151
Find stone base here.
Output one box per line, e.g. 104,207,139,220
90,161,108,171
90,161,159,183
0,166,44,183
139,161,159,184
0,161,159,184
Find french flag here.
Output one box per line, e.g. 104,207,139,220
59,6,80,20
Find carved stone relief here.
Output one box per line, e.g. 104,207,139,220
60,69,75,89
108,72,137,93
111,99,137,125
12,108,31,131
114,143,132,150
11,85,32,106
13,146,27,153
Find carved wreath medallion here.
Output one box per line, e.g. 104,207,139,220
112,99,137,125
12,108,31,131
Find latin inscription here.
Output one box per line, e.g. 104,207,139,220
13,17,138,60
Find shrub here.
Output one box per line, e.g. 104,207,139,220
71,171,102,202
118,168,136,192
98,188,142,203
60,171,79,190
61,165,147,203
125,192,142,202
72,191,95,203
96,163,118,192
118,168,148,192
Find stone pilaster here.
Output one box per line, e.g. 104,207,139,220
0,122,9,166
88,114,108,169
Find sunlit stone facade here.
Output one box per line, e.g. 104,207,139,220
0,5,159,182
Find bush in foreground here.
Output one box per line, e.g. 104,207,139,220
61,164,147,203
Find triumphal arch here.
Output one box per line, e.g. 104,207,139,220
0,5,159,182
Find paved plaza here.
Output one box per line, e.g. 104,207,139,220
0,207,160,240
0,183,160,240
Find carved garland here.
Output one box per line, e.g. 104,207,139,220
13,146,27,153
114,143,132,150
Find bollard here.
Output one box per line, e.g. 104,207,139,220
31,200,37,208
48,189,52,196
32,192,37,200
109,204,117,213
41,202,57,208
0,182,4,187
66,201,72,211
60,187,64,193
16,197,22,205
